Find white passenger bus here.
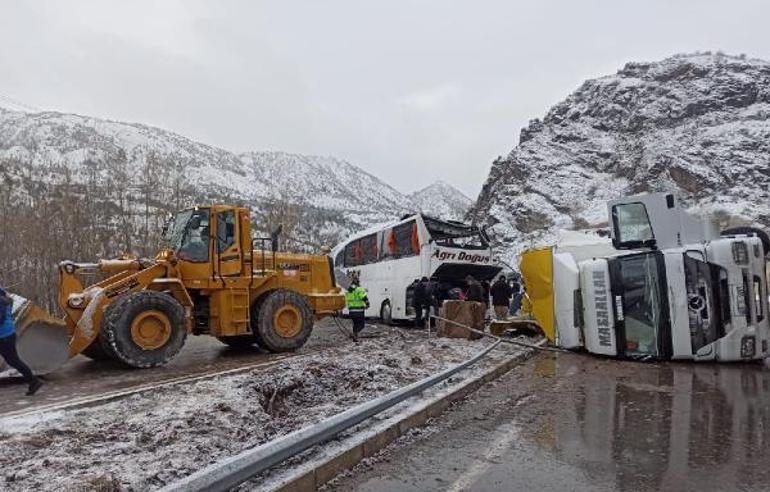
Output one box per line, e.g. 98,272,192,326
332,214,502,323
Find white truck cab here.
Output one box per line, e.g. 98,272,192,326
522,192,770,362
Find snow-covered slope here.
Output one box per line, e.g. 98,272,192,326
470,52,770,261
0,108,418,246
408,181,472,221
239,151,411,225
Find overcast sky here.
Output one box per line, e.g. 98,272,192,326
1,0,768,197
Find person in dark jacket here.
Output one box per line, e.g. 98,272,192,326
491,276,513,320
464,275,485,303
413,277,429,328
424,277,440,328
0,289,42,396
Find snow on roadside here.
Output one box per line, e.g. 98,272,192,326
0,326,508,491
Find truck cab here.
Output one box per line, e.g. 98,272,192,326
522,193,770,362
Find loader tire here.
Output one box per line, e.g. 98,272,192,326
256,289,313,352
101,291,187,368
249,295,268,349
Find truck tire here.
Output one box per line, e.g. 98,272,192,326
217,335,257,350
101,291,187,368
256,289,313,352
721,226,770,256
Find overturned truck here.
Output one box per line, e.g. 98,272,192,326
521,193,770,362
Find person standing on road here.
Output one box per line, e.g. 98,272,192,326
510,278,523,316
491,276,513,320
345,277,370,342
0,289,43,396
413,277,430,328
464,275,485,303
424,276,439,328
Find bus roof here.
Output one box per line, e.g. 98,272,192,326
331,213,482,255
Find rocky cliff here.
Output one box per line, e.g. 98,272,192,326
470,52,770,260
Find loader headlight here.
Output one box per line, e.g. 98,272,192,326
732,241,749,265
68,295,86,309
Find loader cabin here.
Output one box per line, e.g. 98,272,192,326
159,205,343,340
162,205,250,281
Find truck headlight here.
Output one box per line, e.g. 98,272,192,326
741,335,756,358
732,241,749,264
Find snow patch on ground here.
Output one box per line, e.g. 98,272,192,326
0,326,507,491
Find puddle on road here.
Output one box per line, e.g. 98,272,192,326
516,354,770,491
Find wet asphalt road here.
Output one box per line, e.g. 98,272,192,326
0,318,355,415
331,352,770,492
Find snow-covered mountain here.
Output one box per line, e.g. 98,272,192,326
0,107,433,249
470,52,770,261
0,106,479,256
408,181,472,221
0,109,412,210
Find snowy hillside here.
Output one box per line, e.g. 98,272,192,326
408,181,472,221
0,108,424,248
239,151,411,225
470,52,770,261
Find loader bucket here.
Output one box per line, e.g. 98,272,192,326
8,294,70,375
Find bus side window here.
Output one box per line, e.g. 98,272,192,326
345,240,363,267
384,229,398,258
361,234,378,264
393,221,417,258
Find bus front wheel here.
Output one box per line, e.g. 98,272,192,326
380,301,393,326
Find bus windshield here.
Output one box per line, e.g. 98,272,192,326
610,252,670,359
423,216,488,249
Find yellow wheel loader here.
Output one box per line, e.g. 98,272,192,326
10,205,345,373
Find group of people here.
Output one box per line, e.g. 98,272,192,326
410,274,523,328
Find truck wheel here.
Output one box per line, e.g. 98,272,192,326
721,226,770,256
101,291,187,368
256,289,313,352
380,301,393,326
217,335,257,350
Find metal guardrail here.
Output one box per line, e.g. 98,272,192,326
160,338,502,492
